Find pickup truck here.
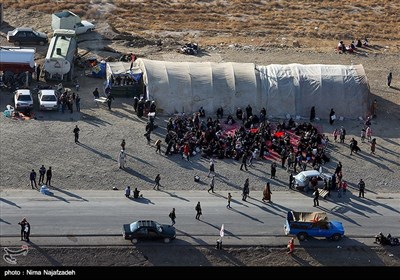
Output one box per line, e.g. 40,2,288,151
284,211,344,241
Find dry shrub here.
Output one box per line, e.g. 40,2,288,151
2,0,399,49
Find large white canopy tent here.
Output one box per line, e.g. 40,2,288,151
136,58,370,119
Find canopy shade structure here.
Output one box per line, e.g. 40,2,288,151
136,59,370,119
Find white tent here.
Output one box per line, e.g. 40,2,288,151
257,63,370,119
136,59,370,119
137,58,260,115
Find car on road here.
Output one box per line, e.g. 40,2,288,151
38,89,59,111
284,211,345,241
122,220,176,243
14,89,33,111
293,170,332,191
7,27,48,46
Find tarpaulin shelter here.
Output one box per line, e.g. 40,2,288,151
105,61,143,97
135,59,371,119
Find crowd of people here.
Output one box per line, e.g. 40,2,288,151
161,105,330,174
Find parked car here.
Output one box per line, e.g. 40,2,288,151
38,89,59,111
14,89,33,111
122,220,176,243
293,170,332,191
74,21,95,35
7,27,48,46
284,210,345,241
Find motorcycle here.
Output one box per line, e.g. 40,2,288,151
375,233,399,246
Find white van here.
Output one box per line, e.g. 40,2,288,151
293,170,332,191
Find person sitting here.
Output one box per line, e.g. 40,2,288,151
337,41,346,53
133,187,140,198
356,39,362,48
225,114,235,125
363,37,369,46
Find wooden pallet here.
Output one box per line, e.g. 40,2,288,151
319,189,329,199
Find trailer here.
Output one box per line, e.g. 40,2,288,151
43,29,77,82
0,46,35,87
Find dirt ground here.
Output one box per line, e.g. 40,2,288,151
0,8,400,268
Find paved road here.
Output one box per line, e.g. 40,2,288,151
1,189,399,247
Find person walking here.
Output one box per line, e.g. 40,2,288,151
195,202,202,220
240,151,249,171
18,218,27,241
144,128,151,145
208,175,215,193
155,139,162,154
24,221,31,242
387,72,392,87
289,173,294,189
313,187,320,207
106,93,115,110
207,158,215,177
125,186,131,198
370,138,376,154
92,88,100,99
38,165,46,185
242,178,250,201
29,169,37,189
45,166,52,186
358,179,366,198
73,125,80,144
169,208,176,226
287,237,295,254
227,193,232,208
154,174,161,190
342,180,348,196
270,162,277,179
75,94,81,112
121,139,126,151
262,182,272,203
329,108,336,125
118,150,126,169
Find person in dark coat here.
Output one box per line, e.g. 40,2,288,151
240,151,249,171
313,187,320,207
242,178,250,201
133,97,139,112
270,162,277,179
329,108,336,125
45,167,52,187
18,218,27,241
310,106,316,122
195,202,202,220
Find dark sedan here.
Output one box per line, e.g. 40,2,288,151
7,27,48,46
122,220,176,243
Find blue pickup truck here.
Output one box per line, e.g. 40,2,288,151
284,211,345,241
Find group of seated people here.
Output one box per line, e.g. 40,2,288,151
337,38,369,53
163,106,330,172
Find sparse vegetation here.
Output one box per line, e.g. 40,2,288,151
2,0,399,50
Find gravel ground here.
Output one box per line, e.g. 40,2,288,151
0,8,399,269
